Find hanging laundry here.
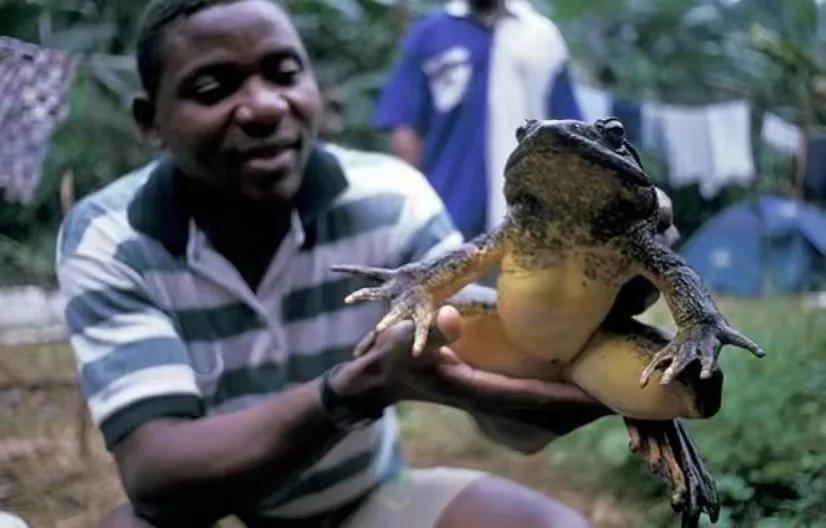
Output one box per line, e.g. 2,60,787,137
761,112,802,156
643,100,754,198
648,103,714,189
706,100,754,197
574,84,611,123
640,101,662,152
0,37,77,204
803,134,826,200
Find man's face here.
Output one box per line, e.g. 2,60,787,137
142,0,323,202
470,0,502,12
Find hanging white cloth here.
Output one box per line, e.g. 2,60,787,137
574,84,612,123
705,100,754,197
761,112,802,156
486,0,569,229
643,100,754,198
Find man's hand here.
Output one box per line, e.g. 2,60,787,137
330,306,611,436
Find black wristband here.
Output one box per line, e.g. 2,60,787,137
319,365,386,432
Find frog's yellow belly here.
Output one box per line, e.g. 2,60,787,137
449,256,721,420
496,255,621,364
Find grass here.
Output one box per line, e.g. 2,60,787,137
0,297,823,527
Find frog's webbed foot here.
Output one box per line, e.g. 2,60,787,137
625,418,719,528
639,318,764,387
332,263,440,356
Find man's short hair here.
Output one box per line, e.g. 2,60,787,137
136,0,283,99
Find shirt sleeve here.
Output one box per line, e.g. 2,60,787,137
373,24,432,133
386,160,463,264
547,62,582,120
57,213,203,450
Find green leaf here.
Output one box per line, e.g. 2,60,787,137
546,0,596,21
785,0,818,41
41,22,116,51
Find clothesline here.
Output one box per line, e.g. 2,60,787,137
0,36,822,204
574,83,819,199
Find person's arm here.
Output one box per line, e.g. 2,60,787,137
112,383,342,524
55,221,354,524
374,22,430,166
389,126,423,168
115,306,602,525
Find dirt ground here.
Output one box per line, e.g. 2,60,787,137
0,343,639,528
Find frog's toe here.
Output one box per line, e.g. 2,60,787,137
645,325,721,387
344,286,390,304
331,264,394,281
639,345,676,387
374,304,410,333
411,306,436,356
659,321,764,386
719,325,765,358
661,340,711,386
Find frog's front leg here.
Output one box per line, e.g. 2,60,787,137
333,228,508,356
626,226,764,386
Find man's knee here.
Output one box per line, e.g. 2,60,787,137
98,503,158,528
438,475,590,528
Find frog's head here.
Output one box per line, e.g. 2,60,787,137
504,118,656,225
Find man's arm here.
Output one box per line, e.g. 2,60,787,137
373,22,430,166
115,306,604,524
112,381,345,525
55,241,355,524
389,126,422,168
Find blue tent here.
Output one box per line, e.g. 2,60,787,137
681,195,826,296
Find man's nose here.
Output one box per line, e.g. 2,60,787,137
235,79,288,134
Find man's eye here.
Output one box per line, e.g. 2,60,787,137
191,76,227,104
267,57,302,84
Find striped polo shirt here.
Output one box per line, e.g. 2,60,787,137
56,143,461,518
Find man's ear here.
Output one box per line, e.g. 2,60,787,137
132,94,164,148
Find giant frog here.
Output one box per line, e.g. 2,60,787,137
334,118,764,526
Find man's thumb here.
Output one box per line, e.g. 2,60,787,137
434,305,462,345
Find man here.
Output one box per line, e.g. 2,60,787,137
56,0,608,526
374,0,582,240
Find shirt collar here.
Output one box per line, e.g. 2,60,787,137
128,143,348,257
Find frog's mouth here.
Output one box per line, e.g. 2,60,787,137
508,121,650,188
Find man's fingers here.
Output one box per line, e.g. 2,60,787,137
435,305,462,344
367,305,461,362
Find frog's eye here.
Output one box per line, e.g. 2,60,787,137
598,118,625,148
516,119,539,142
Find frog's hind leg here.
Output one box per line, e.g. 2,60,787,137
569,317,723,420
570,319,722,527
625,418,720,527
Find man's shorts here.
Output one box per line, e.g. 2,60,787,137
341,467,486,528
247,467,487,528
